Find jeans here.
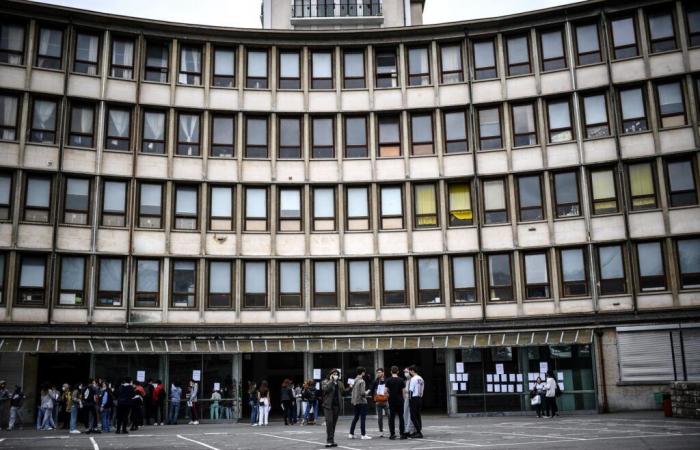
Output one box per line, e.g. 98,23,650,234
210,403,219,420
349,403,368,436
69,405,79,431
324,405,339,444
40,407,55,430
9,406,23,430
190,402,199,422
101,408,111,432
388,401,405,437
249,401,258,424
223,406,232,420
168,402,180,424
376,402,388,433
302,401,311,420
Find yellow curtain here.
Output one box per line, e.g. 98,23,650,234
449,184,472,220
629,163,654,197
415,185,437,225
591,170,615,199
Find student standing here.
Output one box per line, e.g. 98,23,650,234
99,382,113,432
280,379,294,425
188,380,199,425
407,365,424,439
371,368,389,438
115,378,134,435
167,382,182,425
322,368,343,448
402,369,415,435
248,382,259,426
532,377,546,418
7,385,25,431
544,371,558,418
348,367,371,440
257,381,270,426
384,366,407,440
210,389,221,420
69,384,82,434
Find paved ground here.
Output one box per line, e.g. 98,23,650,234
0,412,699,449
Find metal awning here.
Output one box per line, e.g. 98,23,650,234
0,329,593,354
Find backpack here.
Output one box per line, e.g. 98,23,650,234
555,384,562,397
373,382,388,403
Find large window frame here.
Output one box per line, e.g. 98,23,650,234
310,49,334,90
439,42,464,84
176,111,201,156
141,109,167,154
105,105,132,151
278,186,303,232
511,102,537,147
522,251,550,300
345,185,370,231
347,259,372,308
546,97,574,143
477,106,502,150
410,112,434,155
68,102,96,148
676,238,700,289
407,46,431,86
344,115,368,158
144,40,169,83
375,47,398,88
246,48,269,89
23,174,52,223
313,186,336,231
58,255,87,307
655,80,686,128
208,184,234,231
96,256,124,307
627,161,658,211
610,16,639,59
101,179,128,227
646,8,677,53
313,260,338,308
0,22,26,65
134,258,160,308
473,38,497,80
243,260,267,308
416,256,442,305
208,260,233,309
210,114,235,158
517,174,544,222
17,253,47,306
635,241,667,292
482,178,508,225
73,31,100,76
558,247,589,298
278,260,303,309
244,186,268,231
109,35,134,79
451,255,477,303
170,259,197,308
137,182,163,229
487,253,514,302
35,26,63,70
539,28,567,71
311,116,335,159
589,167,619,215
552,171,581,218
212,46,236,88
0,172,13,221
382,258,406,306
173,184,199,231
665,157,698,207
278,115,302,159
29,97,58,144
597,244,627,296
379,184,403,230
245,115,269,158
178,43,202,86
447,181,473,227
278,49,301,90
62,177,91,226
443,109,468,153
0,93,20,141
413,183,438,228
505,34,531,76
581,92,610,138
377,114,401,157
343,49,366,89
574,22,602,65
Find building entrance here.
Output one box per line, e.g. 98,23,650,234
242,352,304,420
383,349,447,413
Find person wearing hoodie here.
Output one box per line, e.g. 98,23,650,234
8,385,25,431
167,382,182,425
210,389,221,420
115,378,135,435
348,367,372,440
37,385,55,430
188,380,199,425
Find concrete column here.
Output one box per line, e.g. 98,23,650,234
445,348,457,415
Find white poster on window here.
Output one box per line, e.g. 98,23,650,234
558,382,564,391
313,369,322,379
486,374,493,382
495,364,504,375
136,370,145,382
516,374,523,382
459,383,467,391
315,382,320,390
451,382,459,391
449,374,456,382
213,382,220,391
539,362,548,374
494,384,501,393
486,384,493,392
516,385,523,393
456,362,465,373
557,372,564,381
508,374,515,382
192,370,201,381
508,385,515,393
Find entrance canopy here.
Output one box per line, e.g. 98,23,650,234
0,328,593,353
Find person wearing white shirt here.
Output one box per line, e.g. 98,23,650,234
407,365,424,439
532,377,546,418
544,371,558,418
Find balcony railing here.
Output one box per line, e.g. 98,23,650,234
292,1,382,19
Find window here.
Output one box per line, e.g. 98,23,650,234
245,116,268,158
0,173,12,220
29,98,57,144
178,44,201,85
523,252,550,299
619,86,648,133
407,46,430,86
560,248,588,297
575,23,601,65
105,106,131,151
647,10,676,53
590,167,618,215
144,41,169,83
511,103,537,147
553,171,580,218
346,186,369,230
410,113,433,155
208,260,232,308
375,47,398,88
382,259,405,305
23,175,51,223
97,257,123,307
414,183,437,228
443,110,467,153
177,112,200,156
58,255,85,306
540,29,566,71
677,238,700,289
246,49,268,89
278,116,301,159
173,185,198,230
17,254,46,305
581,93,609,138
211,114,235,157
0,93,19,140
68,103,95,147
0,22,25,65
488,253,513,301
245,187,267,231
666,158,698,207
378,115,401,157
417,257,441,304
380,185,403,229
344,116,367,158
547,98,573,142
611,17,638,59
473,39,497,79
627,162,657,210
312,116,334,158
63,177,90,225
347,259,371,307
138,183,162,229
141,110,166,154
212,47,236,87
279,187,302,231
209,185,234,231
483,178,507,224
448,182,472,226
73,32,99,75
279,261,302,308
517,175,544,221
597,244,626,295
244,261,266,307
451,256,476,303
101,180,127,227
311,50,333,89
279,50,301,89
314,261,337,308
171,260,196,308
35,27,63,69
343,49,365,88
135,259,160,307
636,241,666,292
506,35,530,76
110,36,134,79
440,43,463,84
477,106,501,150
656,80,685,128
313,187,335,231
688,8,700,47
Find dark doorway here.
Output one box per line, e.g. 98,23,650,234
241,352,304,420
383,349,447,413
37,353,91,388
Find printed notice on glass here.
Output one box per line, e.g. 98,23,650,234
214,382,220,391
494,384,501,393
495,364,504,375
192,370,201,381
516,385,523,393
539,362,548,374
557,372,564,381
460,383,467,391
508,374,515,382
136,370,145,382
452,382,459,391
456,362,465,373
517,374,523,382
508,385,515,393
449,374,456,382
486,374,493,382
487,384,493,392
313,369,322,379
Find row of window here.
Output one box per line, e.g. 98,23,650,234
2,6,700,86
3,238,699,309
1,76,698,155
2,157,697,232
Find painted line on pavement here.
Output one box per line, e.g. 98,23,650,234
419,437,482,447
257,432,360,450
176,434,221,450
89,436,99,450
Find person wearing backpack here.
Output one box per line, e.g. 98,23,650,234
371,368,389,438
84,379,100,434
115,378,135,434
544,371,559,418
8,385,25,430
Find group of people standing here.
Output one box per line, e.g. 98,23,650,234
530,371,560,418
248,379,318,426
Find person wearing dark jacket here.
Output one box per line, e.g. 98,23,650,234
84,380,100,434
280,379,294,426
115,378,135,434
143,380,154,425
131,382,145,430
322,368,344,448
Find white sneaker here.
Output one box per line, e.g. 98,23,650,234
188,421,194,425
160,423,165,426
379,433,384,438
70,430,81,434
348,434,355,439
193,421,199,425
361,435,372,440
252,423,258,426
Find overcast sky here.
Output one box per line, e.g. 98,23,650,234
29,0,582,28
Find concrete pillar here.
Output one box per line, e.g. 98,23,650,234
445,349,457,415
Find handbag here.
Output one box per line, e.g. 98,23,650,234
530,395,541,406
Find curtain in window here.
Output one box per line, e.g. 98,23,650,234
209,261,231,294
246,188,266,218
26,178,50,208
71,106,93,134
525,253,548,283
449,184,472,220
280,189,300,217
144,112,165,140
108,109,130,138
599,246,623,279
383,260,404,291
314,188,333,217
409,48,429,74
214,49,235,75
76,34,98,62
136,260,158,291
32,100,56,130
0,24,24,51
178,115,199,143
441,45,461,71
176,187,197,215
280,262,300,293
629,163,654,199
112,39,133,66
38,28,61,57
104,181,126,212
562,249,585,282
0,95,17,128
483,180,505,210
61,257,84,290
418,258,439,290
245,262,266,293
349,261,370,292
347,187,368,217
453,257,474,288
415,185,436,225
314,262,335,292
20,257,45,287
211,187,232,217
591,170,615,200
99,259,122,291
180,47,201,73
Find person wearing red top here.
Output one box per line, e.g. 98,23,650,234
152,381,166,426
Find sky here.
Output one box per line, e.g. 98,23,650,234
29,0,582,28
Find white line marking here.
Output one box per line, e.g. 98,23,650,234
467,429,586,441
0,438,4,443
257,432,360,450
176,434,221,450
89,436,99,450
419,437,483,447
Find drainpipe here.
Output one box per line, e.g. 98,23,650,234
595,329,609,413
